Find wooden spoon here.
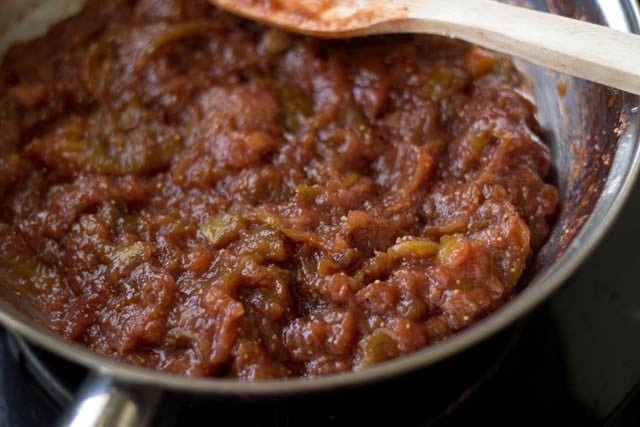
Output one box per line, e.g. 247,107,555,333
209,0,640,95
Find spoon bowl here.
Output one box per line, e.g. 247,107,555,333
211,0,640,94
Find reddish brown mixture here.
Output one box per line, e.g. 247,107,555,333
212,0,392,33
0,0,558,379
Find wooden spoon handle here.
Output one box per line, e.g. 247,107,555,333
390,0,640,94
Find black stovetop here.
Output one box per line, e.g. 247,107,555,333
1,182,639,426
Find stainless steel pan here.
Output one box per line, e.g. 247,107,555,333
1,1,639,426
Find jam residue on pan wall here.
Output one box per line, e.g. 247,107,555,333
0,0,557,379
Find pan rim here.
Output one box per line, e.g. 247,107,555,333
0,0,639,396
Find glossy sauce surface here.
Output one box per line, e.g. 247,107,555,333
0,0,557,379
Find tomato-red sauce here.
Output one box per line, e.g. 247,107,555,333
0,0,558,379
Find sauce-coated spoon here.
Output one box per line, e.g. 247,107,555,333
209,0,640,95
